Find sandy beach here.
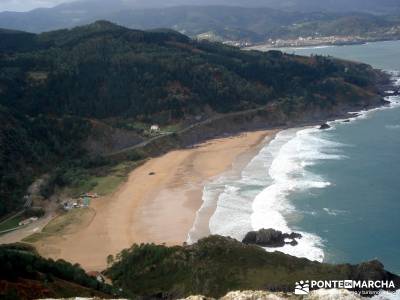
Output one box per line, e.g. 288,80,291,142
34,130,276,271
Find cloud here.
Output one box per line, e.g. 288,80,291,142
0,0,75,12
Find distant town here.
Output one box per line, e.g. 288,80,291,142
256,33,400,49
220,26,400,49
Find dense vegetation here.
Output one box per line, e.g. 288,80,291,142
0,243,115,299
1,236,398,299
106,235,400,298
0,21,382,216
0,106,91,215
0,21,380,118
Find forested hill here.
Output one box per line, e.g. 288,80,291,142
0,20,380,118
0,21,385,216
105,235,400,298
0,243,114,298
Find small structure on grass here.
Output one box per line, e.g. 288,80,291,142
83,192,99,198
62,192,98,211
18,217,38,227
82,196,91,207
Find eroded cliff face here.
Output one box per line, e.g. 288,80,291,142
38,289,400,300
219,289,362,299
182,289,398,300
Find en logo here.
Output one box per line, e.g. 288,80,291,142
295,280,310,295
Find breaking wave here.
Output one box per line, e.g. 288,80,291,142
188,72,400,264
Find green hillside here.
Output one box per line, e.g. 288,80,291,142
0,21,385,216
0,243,114,299
1,236,398,299
106,235,400,298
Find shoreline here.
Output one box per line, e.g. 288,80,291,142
17,97,395,271
33,130,277,271
245,37,400,51
7,74,398,272
187,132,277,244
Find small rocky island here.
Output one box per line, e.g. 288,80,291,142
319,123,331,130
242,228,302,247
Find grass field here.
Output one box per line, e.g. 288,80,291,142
0,214,24,233
22,160,142,244
64,160,142,198
23,208,95,243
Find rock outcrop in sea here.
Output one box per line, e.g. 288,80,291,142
319,123,331,130
242,228,302,247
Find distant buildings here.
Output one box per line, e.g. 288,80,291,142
258,35,369,48
223,40,252,47
62,193,97,211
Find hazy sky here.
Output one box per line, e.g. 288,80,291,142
0,0,75,12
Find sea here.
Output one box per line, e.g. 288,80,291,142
187,40,400,276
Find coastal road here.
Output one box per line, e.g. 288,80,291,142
0,212,55,245
107,105,271,157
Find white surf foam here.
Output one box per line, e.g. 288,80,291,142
200,127,349,262
386,124,400,130
327,94,400,128
187,176,228,244
187,136,273,244
189,127,349,262
290,45,334,51
207,137,274,241
323,208,348,216
188,72,400,264
326,73,400,128
250,128,349,262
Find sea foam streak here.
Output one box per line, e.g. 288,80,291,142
189,127,345,262
250,128,348,262
188,72,400,263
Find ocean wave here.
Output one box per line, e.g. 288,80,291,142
187,176,230,244
207,138,274,241
291,45,334,51
326,74,400,127
191,127,348,262
250,128,348,262
323,208,348,216
386,124,400,130
187,135,274,244
327,93,400,127
189,73,400,264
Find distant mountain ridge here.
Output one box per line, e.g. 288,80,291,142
106,7,400,44
0,0,399,44
16,0,400,14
